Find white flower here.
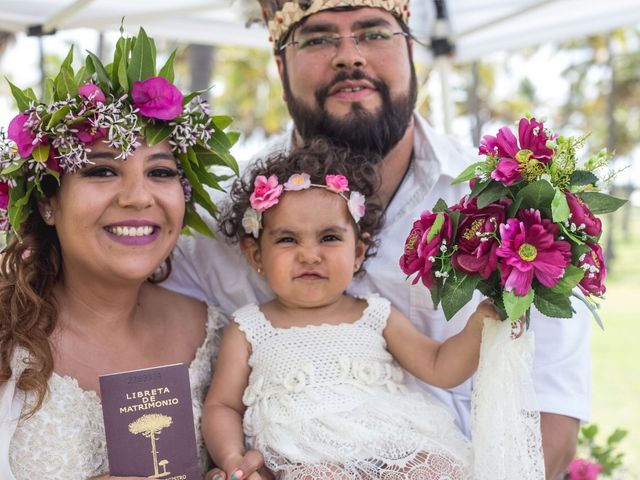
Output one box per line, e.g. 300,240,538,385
347,191,366,223
283,173,311,191
242,208,262,238
351,359,383,385
283,362,314,393
242,376,265,406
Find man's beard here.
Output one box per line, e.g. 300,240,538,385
282,64,417,160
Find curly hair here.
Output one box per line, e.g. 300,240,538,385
0,195,61,417
0,188,172,418
219,139,384,272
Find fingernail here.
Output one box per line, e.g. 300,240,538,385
231,470,243,480
213,476,222,480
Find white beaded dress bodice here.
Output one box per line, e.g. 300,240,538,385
8,305,221,480
235,295,472,479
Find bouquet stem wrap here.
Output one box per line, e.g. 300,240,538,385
471,318,545,479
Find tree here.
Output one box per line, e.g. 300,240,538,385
129,413,173,477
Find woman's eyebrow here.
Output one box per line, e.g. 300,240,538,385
147,152,177,162
86,151,117,161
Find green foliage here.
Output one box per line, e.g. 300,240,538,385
576,424,628,477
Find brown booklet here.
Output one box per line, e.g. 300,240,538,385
99,363,200,479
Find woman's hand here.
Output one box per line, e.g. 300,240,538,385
206,449,273,480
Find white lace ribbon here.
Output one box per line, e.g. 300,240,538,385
471,317,545,480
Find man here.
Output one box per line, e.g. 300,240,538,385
164,0,590,477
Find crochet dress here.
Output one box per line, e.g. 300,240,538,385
236,295,472,480
6,306,221,480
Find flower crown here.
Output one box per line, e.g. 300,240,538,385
241,173,366,238
0,27,238,239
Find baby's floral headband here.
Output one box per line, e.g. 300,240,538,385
0,27,238,240
241,173,366,238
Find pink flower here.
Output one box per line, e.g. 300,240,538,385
496,208,572,296
8,113,39,157
451,196,511,279
399,211,452,289
578,242,606,296
480,117,555,186
250,175,284,212
131,76,184,120
75,121,106,144
492,158,522,186
0,181,10,210
565,191,602,237
78,83,106,104
46,147,62,173
325,174,349,193
567,458,602,480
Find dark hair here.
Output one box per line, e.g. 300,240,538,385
219,139,384,272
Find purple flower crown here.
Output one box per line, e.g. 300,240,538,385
241,173,366,238
0,27,238,239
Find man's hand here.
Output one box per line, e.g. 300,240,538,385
541,412,580,479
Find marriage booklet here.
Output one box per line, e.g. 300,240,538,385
99,363,200,479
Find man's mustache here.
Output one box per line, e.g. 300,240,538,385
316,70,387,107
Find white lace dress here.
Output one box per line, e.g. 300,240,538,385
6,306,221,480
236,294,472,480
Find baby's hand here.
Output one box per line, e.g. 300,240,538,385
211,450,272,480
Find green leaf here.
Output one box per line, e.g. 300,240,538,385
23,88,38,103
558,222,585,245
1,158,26,175
226,131,240,147
551,188,570,223
578,192,627,214
158,50,177,83
468,178,491,201
180,150,218,218
572,290,604,330
8,182,33,233
183,206,215,238
554,264,585,294
183,88,210,105
7,79,33,111
144,123,173,146
53,47,77,99
516,179,555,210
451,161,484,185
426,213,445,242
46,105,71,129
507,195,523,218
441,274,481,320
211,115,233,130
429,277,443,309
570,170,599,187
32,144,50,162
503,289,535,320
43,78,56,104
85,51,112,90
432,198,448,213
533,286,574,318
477,182,509,208
127,27,156,84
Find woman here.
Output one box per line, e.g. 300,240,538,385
0,29,235,480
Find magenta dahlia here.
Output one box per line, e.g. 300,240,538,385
496,208,572,296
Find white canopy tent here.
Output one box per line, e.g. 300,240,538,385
0,0,639,133
0,0,639,62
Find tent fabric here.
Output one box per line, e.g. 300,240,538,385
0,0,639,62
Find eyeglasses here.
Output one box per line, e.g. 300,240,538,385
279,28,409,56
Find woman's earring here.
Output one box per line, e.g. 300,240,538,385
257,266,263,275
43,210,53,223
354,262,360,272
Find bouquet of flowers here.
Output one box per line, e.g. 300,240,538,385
400,116,626,324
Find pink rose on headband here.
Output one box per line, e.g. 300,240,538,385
250,175,283,212
325,174,349,193
8,113,40,157
78,83,105,104
131,76,184,120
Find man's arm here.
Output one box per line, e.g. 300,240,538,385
541,412,579,479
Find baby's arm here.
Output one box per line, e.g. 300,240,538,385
203,322,265,479
384,300,498,389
